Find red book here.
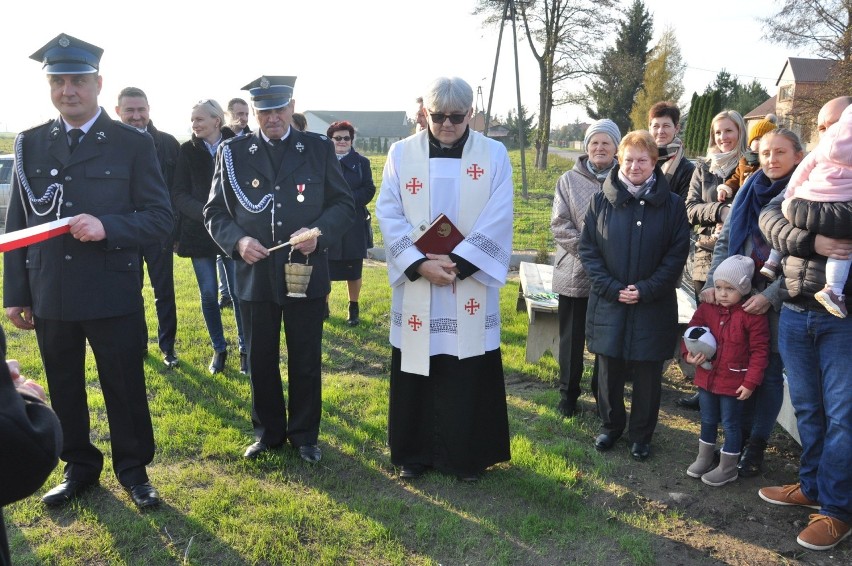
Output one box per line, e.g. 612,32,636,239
0,218,71,253
411,213,464,255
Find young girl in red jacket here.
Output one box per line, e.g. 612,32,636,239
682,255,770,486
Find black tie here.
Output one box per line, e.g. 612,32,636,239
68,129,84,152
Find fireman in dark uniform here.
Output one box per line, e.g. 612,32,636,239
3,33,173,509
204,76,354,463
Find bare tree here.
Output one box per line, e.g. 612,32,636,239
761,0,852,60
761,1,852,133
476,0,618,169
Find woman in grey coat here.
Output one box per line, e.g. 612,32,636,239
551,119,620,417
580,130,690,461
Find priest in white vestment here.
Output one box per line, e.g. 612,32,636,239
376,76,513,481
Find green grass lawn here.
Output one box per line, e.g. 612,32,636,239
1,256,680,565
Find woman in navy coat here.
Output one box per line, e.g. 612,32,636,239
580,130,690,461
325,121,376,326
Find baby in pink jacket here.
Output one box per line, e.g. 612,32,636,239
761,104,852,318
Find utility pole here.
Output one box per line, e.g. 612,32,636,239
484,0,528,197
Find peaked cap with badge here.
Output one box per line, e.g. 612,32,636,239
30,32,103,74
242,75,297,110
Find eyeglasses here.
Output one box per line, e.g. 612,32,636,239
332,135,351,142
429,112,467,125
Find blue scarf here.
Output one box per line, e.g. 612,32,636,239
727,169,791,257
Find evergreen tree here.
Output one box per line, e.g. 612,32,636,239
505,106,537,149
629,26,686,129
586,0,653,134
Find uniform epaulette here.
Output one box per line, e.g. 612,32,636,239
301,131,327,141
21,118,53,134
115,120,147,135
224,133,255,146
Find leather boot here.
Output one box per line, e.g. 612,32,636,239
702,451,740,486
347,301,360,326
209,350,227,374
687,440,716,478
677,391,700,410
738,437,767,477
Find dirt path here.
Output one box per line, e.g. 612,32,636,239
506,362,850,565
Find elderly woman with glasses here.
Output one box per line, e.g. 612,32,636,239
376,76,513,482
325,120,376,325
172,99,246,374
580,130,690,461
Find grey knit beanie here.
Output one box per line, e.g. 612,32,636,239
583,119,621,153
714,255,754,295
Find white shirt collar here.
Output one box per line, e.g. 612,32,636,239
62,107,102,135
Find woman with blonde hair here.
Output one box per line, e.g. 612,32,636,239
173,99,246,374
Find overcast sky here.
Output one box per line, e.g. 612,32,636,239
0,0,808,136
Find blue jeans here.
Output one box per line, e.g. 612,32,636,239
741,352,784,442
191,256,244,353
779,305,852,524
216,255,231,296
698,388,744,453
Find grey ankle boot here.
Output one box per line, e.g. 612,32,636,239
687,440,716,478
701,451,740,486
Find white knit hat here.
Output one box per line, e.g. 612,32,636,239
713,254,755,295
683,326,717,370
583,119,621,153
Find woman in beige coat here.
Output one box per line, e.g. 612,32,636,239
551,119,621,417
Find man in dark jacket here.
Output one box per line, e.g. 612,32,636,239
116,86,181,368
758,96,852,551
4,33,172,510
204,75,355,464
0,327,62,566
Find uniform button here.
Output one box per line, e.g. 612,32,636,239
640,200,645,206
64,176,72,181
276,221,282,226
276,203,282,208
276,240,283,245
25,259,29,264
50,169,59,176
105,170,111,175
35,168,42,174
636,221,642,226
275,186,280,191
64,255,72,260
65,201,73,207
127,262,132,267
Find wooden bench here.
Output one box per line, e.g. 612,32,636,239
516,262,560,363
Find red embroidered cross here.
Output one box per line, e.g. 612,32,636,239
466,164,484,180
405,177,423,194
464,298,481,315
408,315,423,331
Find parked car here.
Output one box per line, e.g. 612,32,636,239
0,154,13,228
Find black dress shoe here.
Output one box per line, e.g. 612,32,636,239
298,445,322,464
594,432,621,451
244,441,275,459
347,301,360,326
557,398,577,418
209,350,227,374
126,482,161,509
219,295,233,309
677,391,700,410
42,479,97,507
163,350,179,368
239,352,249,375
630,442,651,461
399,464,426,479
